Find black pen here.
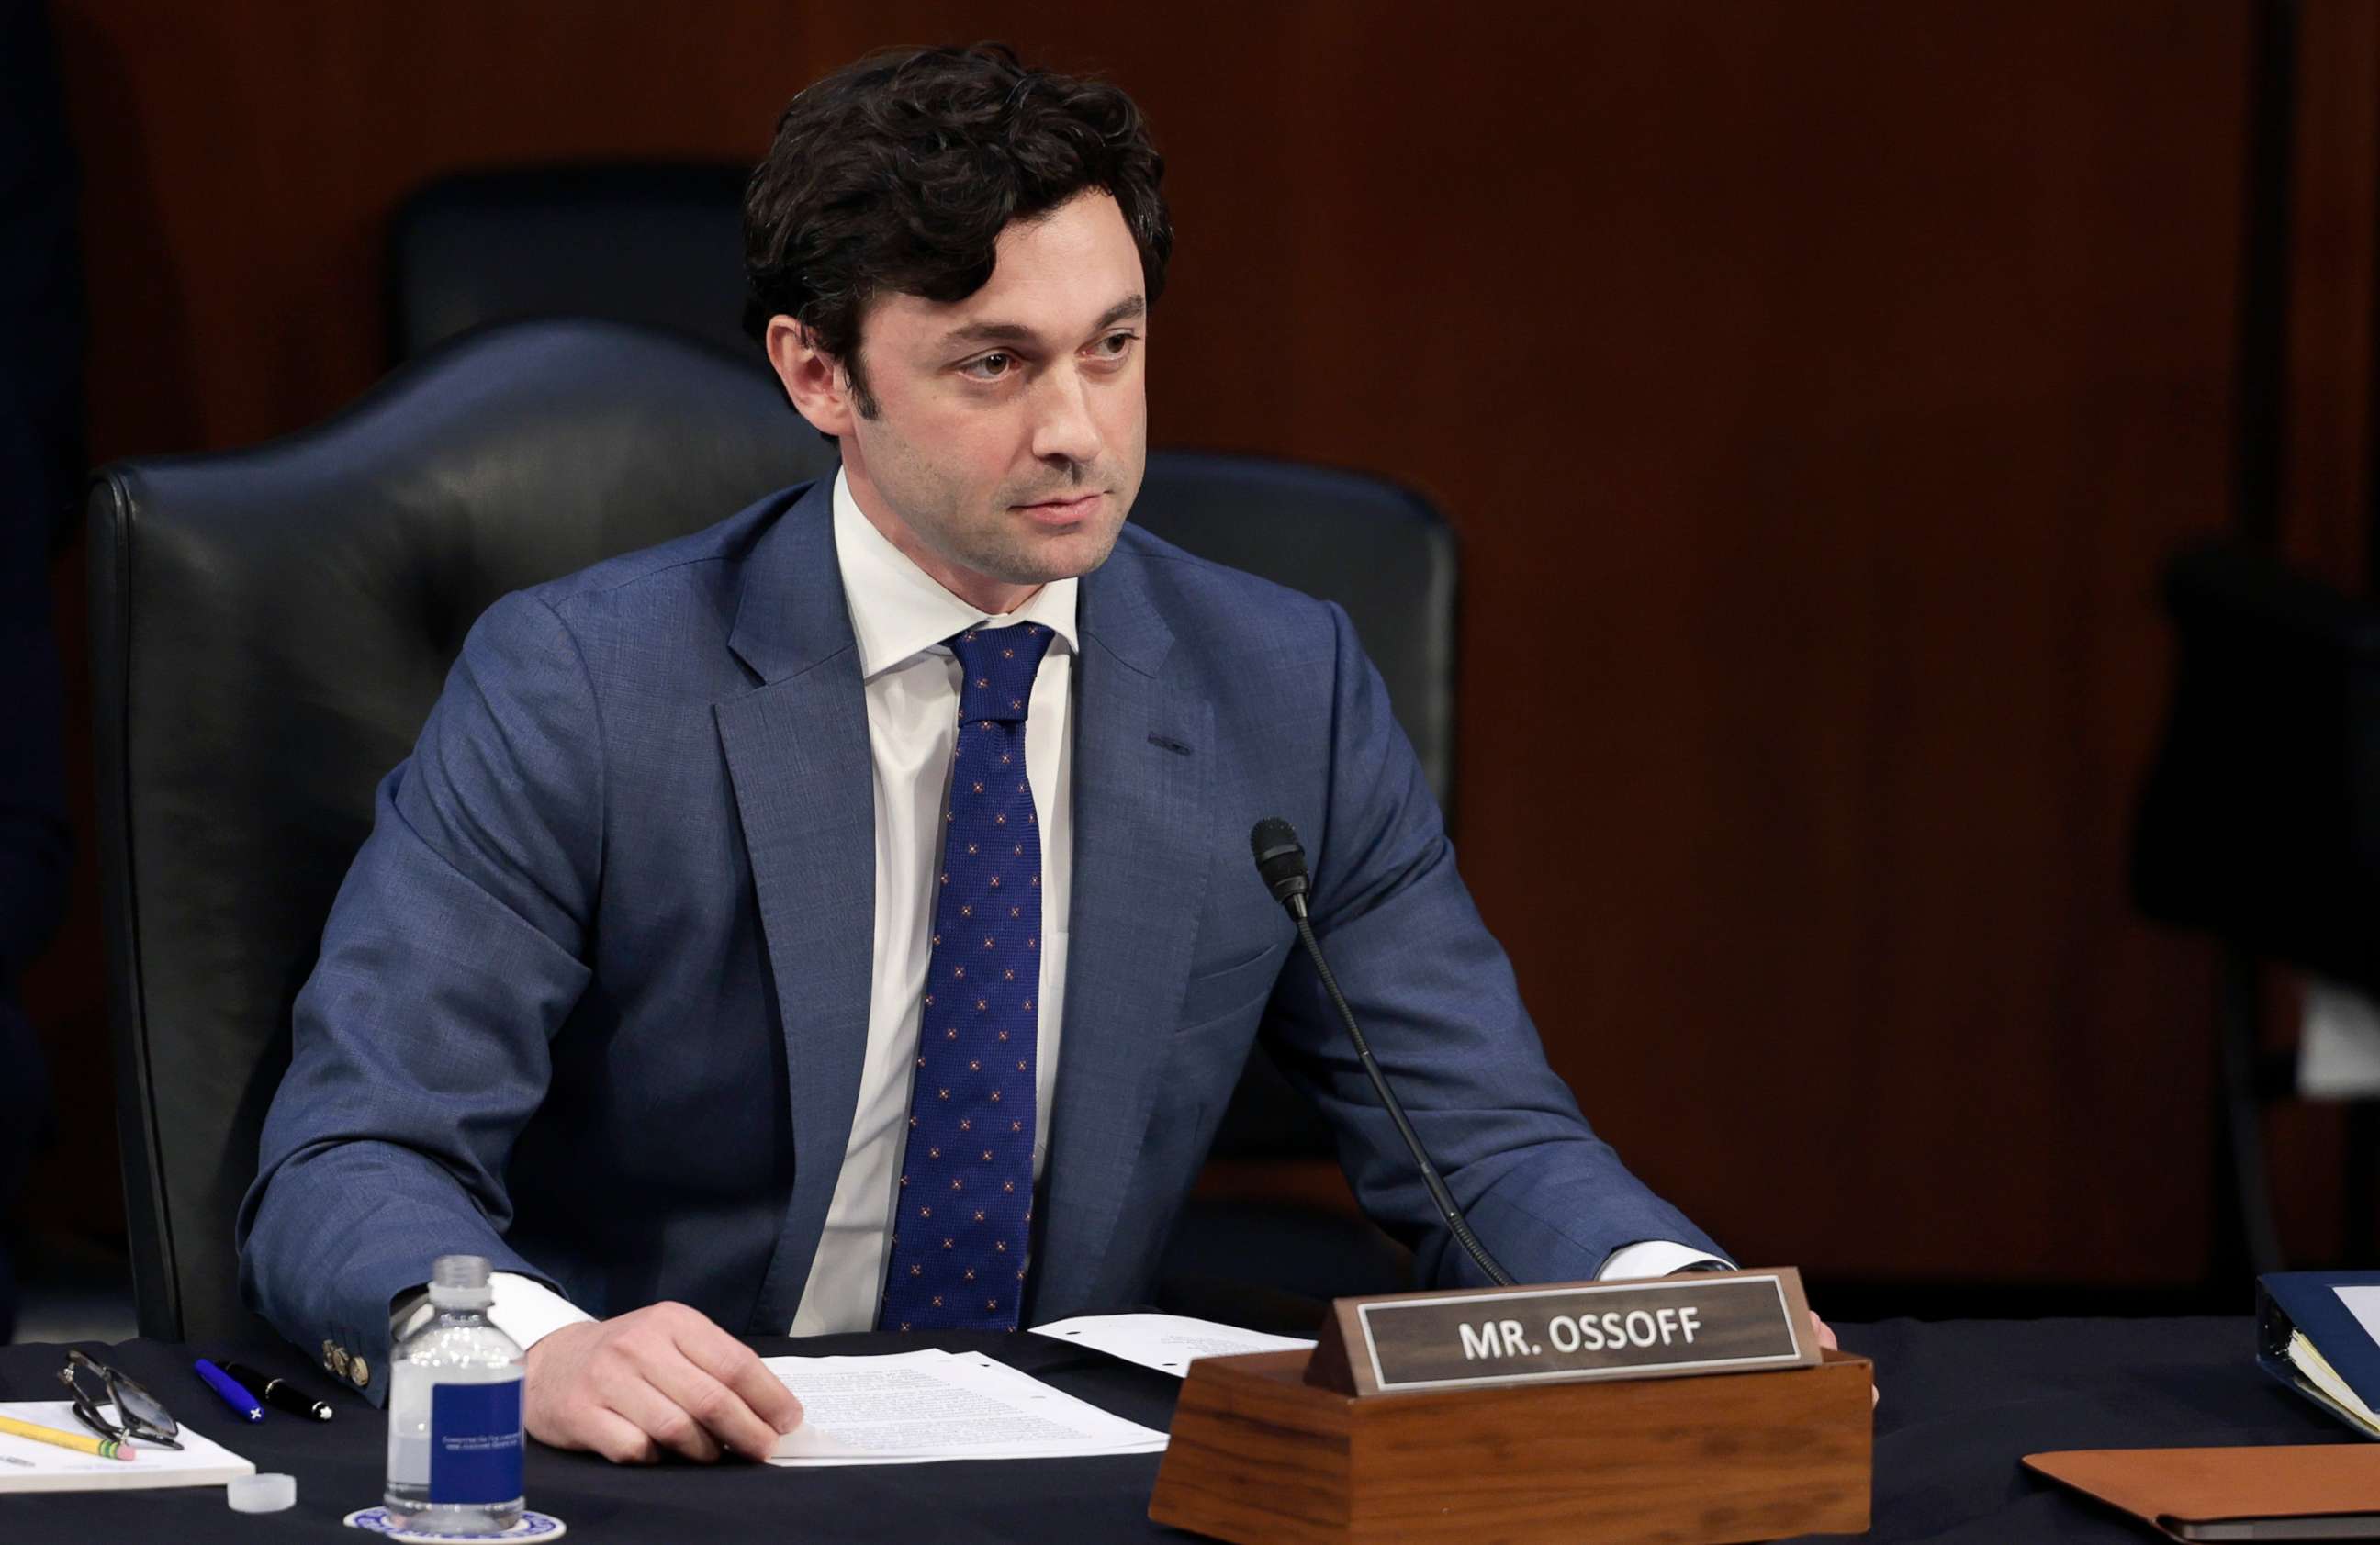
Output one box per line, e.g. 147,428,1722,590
220,1362,335,1422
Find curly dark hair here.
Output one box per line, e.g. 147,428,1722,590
742,43,1172,419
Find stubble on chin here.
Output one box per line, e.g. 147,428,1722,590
972,513,1125,587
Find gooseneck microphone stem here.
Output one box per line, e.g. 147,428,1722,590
1272,875,1518,1290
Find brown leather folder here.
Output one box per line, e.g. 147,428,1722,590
2026,1446,2380,1540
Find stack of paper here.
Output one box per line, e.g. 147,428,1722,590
764,1349,1168,1466
1030,1312,1316,1376
2285,1330,2380,1438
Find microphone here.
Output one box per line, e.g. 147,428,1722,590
1247,819,1517,1288
1250,816,1309,912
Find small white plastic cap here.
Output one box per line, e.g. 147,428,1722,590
227,1472,296,1513
429,1253,494,1310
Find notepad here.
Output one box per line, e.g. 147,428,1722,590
0,1401,255,1493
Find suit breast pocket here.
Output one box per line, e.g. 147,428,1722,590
1175,939,1289,1032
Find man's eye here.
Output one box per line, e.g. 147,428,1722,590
962,353,1014,380
1095,332,1137,358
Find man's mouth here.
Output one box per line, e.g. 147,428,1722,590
1015,491,1104,522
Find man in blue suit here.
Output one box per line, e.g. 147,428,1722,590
241,45,1749,1464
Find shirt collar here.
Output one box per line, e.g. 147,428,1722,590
831,467,1081,681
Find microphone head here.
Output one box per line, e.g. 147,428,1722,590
1249,817,1310,907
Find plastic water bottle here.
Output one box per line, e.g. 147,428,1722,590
384,1255,526,1535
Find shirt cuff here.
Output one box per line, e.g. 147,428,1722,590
387,1271,597,1352
1597,1240,1734,1281
488,1272,598,1351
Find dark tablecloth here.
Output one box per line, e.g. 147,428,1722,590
0,1316,2346,1542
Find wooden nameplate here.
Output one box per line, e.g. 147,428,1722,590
1149,1269,1872,1545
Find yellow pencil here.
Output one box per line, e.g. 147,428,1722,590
0,1413,134,1461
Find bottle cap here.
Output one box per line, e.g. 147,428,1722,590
427,1254,493,1310
227,1472,296,1512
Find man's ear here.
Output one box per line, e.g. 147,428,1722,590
765,316,858,438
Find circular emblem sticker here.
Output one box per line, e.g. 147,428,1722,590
343,1508,567,1542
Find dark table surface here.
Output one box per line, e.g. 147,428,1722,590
0,1316,2346,1542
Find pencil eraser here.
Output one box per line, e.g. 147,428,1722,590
227,1472,295,1512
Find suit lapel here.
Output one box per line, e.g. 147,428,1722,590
1035,549,1213,1317
712,481,878,1336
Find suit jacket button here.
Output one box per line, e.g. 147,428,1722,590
352,1356,370,1389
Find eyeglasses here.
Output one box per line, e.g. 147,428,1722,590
57,1350,183,1450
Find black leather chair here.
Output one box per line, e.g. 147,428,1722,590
90,322,838,1342
92,318,1456,1341
389,163,757,362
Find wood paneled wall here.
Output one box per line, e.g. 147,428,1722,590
25,0,2285,1287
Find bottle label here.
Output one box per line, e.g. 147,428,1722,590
429,1380,523,1505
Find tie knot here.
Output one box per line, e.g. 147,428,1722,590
949,622,1055,724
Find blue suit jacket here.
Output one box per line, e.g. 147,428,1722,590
238,478,1720,1399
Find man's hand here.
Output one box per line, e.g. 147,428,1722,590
522,1302,803,1463
1808,1311,1879,1408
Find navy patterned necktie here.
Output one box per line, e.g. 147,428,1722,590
878,621,1056,1332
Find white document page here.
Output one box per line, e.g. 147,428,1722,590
2334,1284,2380,1351
1029,1312,1316,1377
764,1349,1167,1466
0,1401,255,1494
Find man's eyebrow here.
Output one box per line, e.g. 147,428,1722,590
938,294,1147,350
1089,295,1148,333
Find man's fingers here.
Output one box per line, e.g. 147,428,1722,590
604,1378,725,1464
521,1304,796,1466
578,1406,663,1467
723,1357,803,1437
671,1315,805,1435
646,1351,785,1461
1804,1310,1877,1407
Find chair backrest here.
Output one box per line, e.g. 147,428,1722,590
388,162,756,361
1129,456,1456,810
90,319,1454,1341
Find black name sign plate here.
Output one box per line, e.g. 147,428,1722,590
1306,1267,1819,1396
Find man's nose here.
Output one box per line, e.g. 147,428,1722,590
1028,363,1105,466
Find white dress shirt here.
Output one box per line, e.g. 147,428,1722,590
451,471,1714,1352
787,474,1079,1333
